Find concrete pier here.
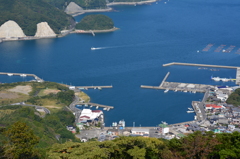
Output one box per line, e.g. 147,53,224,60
163,62,239,69
0,72,44,82
76,85,113,89
159,72,170,87
236,68,240,85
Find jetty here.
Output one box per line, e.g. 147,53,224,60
75,102,114,110
162,62,239,69
163,62,240,85
0,72,44,82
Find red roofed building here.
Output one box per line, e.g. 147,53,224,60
205,104,224,110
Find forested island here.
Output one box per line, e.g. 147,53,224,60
75,14,115,30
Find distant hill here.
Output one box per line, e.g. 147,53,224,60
0,0,74,36
76,14,114,30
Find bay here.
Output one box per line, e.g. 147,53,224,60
0,0,240,126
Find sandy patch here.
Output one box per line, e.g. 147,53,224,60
8,85,32,95
43,89,60,95
0,91,19,99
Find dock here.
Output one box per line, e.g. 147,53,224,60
159,72,170,87
75,102,114,110
163,62,240,85
163,62,239,69
0,72,44,82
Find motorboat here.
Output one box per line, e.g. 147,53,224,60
187,111,195,113
7,74,13,76
211,76,220,81
91,47,96,50
188,108,193,110
164,89,169,93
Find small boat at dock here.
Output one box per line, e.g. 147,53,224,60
7,74,13,76
188,108,193,110
187,111,195,113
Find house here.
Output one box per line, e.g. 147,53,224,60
216,94,228,101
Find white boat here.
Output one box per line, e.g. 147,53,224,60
183,90,187,93
221,78,230,82
164,89,169,93
96,106,99,109
188,108,193,110
187,111,195,113
211,76,220,81
103,108,107,110
174,89,178,92
20,74,27,77
7,74,13,76
91,47,97,50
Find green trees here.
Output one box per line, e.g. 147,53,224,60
226,88,240,106
3,121,40,158
76,14,114,30
48,137,164,159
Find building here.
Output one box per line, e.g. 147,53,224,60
131,128,149,136
78,109,103,124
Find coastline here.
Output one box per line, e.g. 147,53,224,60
73,27,119,34
107,0,158,6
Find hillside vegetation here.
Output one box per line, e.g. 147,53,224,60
0,106,77,150
76,14,114,30
227,88,240,106
0,0,74,36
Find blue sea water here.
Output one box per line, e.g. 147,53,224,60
1,0,240,126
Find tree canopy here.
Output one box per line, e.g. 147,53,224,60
76,14,114,30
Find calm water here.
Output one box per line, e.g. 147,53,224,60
0,0,240,126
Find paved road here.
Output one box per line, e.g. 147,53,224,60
11,103,50,114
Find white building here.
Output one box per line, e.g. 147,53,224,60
79,109,103,123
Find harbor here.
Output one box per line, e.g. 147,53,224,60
0,72,44,82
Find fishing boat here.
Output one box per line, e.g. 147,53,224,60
187,111,195,113
7,74,13,76
188,108,193,110
91,47,97,50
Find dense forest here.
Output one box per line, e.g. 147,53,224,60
76,14,114,30
47,131,240,158
227,88,240,106
0,0,74,36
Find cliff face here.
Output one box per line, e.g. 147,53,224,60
34,22,56,37
65,2,84,14
0,20,26,39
